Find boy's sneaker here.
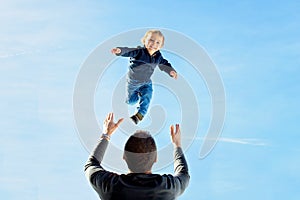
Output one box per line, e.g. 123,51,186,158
130,113,144,125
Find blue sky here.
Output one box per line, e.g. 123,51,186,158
1,0,300,199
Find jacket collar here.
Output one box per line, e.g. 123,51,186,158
142,46,160,57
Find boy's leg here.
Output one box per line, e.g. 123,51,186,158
126,82,139,105
137,82,153,117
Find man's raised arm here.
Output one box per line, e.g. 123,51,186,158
170,124,190,195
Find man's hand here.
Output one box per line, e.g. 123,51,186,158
170,124,181,147
111,48,121,55
103,113,124,136
170,71,178,79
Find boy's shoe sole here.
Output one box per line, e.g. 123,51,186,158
136,112,144,121
130,115,139,125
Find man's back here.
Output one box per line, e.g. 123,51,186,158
85,113,189,200
86,146,189,200
90,172,185,200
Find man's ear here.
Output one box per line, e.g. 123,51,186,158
154,154,158,163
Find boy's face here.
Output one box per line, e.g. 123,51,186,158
144,33,163,55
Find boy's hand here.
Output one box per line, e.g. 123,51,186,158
102,113,124,136
170,124,181,147
111,48,121,55
170,71,178,79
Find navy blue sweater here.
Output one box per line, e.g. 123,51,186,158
116,46,176,83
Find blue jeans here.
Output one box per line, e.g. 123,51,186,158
126,81,153,116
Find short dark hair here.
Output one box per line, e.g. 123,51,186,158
123,131,157,173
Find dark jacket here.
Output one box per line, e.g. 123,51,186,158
85,139,190,200
116,46,176,83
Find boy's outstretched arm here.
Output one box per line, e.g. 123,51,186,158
110,47,141,57
159,58,177,79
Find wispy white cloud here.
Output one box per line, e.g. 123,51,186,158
192,137,268,146
0,46,64,59
217,137,268,146
213,180,244,193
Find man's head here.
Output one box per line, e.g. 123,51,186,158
123,130,157,173
141,30,164,55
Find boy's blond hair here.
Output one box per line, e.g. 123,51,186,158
141,30,165,47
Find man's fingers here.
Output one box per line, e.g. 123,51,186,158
170,125,174,136
116,118,124,126
107,112,115,121
176,124,180,133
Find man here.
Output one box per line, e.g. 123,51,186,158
84,113,190,200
